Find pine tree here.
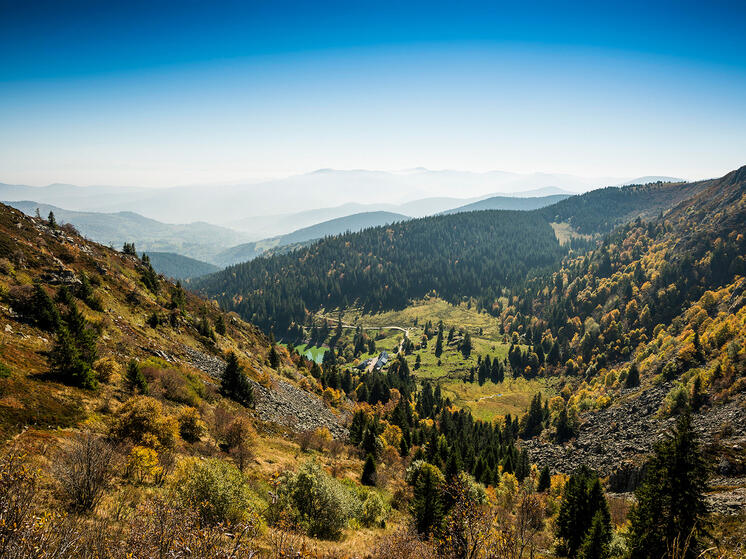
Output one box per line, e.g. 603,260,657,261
31,283,61,331
625,362,640,388
215,314,226,336
414,354,421,370
578,511,612,559
411,465,444,537
521,393,545,439
538,465,551,492
221,352,254,407
434,330,444,357
460,331,472,358
361,454,377,486
47,211,57,229
555,467,611,558
49,326,96,389
125,360,148,393
349,410,368,445
63,304,97,366
268,344,280,369
626,411,708,559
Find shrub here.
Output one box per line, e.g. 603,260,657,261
126,446,162,484
273,461,357,540
53,431,116,512
661,382,690,416
360,491,387,527
173,458,252,525
111,396,178,449
178,407,207,443
0,362,11,379
93,356,120,384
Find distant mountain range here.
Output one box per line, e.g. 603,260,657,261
142,252,220,280
0,168,660,230
213,211,410,267
5,201,249,262
442,194,571,214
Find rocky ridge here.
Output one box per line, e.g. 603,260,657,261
523,383,746,512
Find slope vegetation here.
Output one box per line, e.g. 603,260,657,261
196,210,566,336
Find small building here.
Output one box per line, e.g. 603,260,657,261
374,351,390,371
356,358,372,371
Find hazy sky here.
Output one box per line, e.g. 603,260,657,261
1,0,745,187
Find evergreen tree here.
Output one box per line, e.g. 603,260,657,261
215,314,226,336
411,464,444,537
538,465,551,492
521,393,545,439
554,405,577,443
221,352,255,407
414,354,421,370
361,454,377,486
49,326,97,389
268,344,281,369
626,411,708,559
63,304,97,366
31,283,61,331
555,467,611,558
460,331,473,358
578,511,612,559
125,359,148,393
47,211,57,229
434,330,444,357
625,362,640,389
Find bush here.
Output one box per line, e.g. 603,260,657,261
0,361,11,378
94,356,121,384
53,431,116,512
173,457,253,525
111,396,178,449
361,491,387,527
126,446,162,484
661,382,689,416
178,407,207,443
273,461,358,540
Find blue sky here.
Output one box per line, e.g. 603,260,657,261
1,0,745,186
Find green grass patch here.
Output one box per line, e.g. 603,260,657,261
293,343,328,364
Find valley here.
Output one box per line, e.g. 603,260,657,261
1,167,745,558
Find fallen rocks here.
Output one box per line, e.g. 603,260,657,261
182,346,347,439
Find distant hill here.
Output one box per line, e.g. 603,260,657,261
142,251,220,280
619,176,684,186
0,168,630,226
5,201,249,261
442,194,570,214
213,211,410,267
538,180,707,234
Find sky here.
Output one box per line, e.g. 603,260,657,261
1,0,746,187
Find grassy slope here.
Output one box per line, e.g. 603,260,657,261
319,297,552,421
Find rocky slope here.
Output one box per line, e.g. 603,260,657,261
0,203,345,440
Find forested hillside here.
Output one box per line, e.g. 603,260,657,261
538,179,707,234
195,210,566,336
443,193,569,214
212,210,409,267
